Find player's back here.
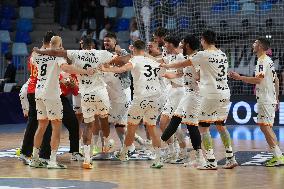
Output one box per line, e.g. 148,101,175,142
191,49,230,99
67,49,113,94
33,53,65,99
130,55,164,98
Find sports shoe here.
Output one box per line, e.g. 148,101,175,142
20,154,31,165
82,162,93,169
47,162,67,169
222,156,238,169
102,138,115,153
265,156,284,167
151,157,163,169
170,152,189,164
29,159,47,168
71,152,84,161
163,152,178,163
185,150,206,167
197,160,218,170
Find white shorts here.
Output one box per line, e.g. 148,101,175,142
36,98,63,120
257,103,276,126
128,95,163,126
162,87,184,117
174,92,201,126
81,88,110,123
198,97,230,123
72,93,82,114
109,100,131,126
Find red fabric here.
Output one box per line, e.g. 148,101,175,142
27,56,38,94
59,74,79,96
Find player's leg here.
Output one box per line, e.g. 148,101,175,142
30,98,49,168
45,99,66,169
92,115,101,155
258,104,284,167
61,95,83,161
215,98,237,169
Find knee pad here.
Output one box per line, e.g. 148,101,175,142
215,120,225,126
199,122,210,127
175,128,185,143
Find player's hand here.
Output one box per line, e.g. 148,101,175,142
229,71,241,80
33,47,40,53
161,73,177,79
114,45,122,54
159,62,168,68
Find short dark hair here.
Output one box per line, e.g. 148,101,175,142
82,36,94,49
183,35,199,51
257,37,270,51
164,35,180,48
43,31,56,44
104,32,117,40
201,30,216,45
133,40,145,50
154,27,168,37
5,52,12,61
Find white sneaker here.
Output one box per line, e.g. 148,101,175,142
163,152,178,163
186,150,206,167
170,152,189,164
71,152,84,161
47,162,67,169
197,160,218,170
20,154,31,165
29,159,47,168
222,156,238,169
151,157,163,169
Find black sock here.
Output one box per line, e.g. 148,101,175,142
187,125,202,150
161,116,182,142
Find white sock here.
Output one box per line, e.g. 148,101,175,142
84,145,91,164
32,147,40,160
225,146,233,158
128,143,136,152
168,143,175,154
205,149,216,161
93,135,100,146
272,145,283,157
50,150,57,163
154,147,162,160
180,147,187,156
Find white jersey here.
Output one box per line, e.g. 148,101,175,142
103,72,130,102
183,55,199,93
129,55,165,98
33,53,65,99
189,49,230,99
255,54,277,104
67,50,113,94
163,53,185,86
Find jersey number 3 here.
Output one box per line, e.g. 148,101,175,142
144,65,160,77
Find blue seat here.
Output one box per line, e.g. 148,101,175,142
104,7,117,18
168,0,186,6
229,2,240,13
0,30,11,43
16,19,33,32
116,18,130,32
212,3,226,13
118,0,133,7
19,7,34,19
260,2,273,11
179,17,190,29
1,42,9,54
0,5,16,19
19,0,36,7
165,17,177,30
12,42,28,56
0,19,12,31
15,31,32,44
242,2,256,12
121,7,135,19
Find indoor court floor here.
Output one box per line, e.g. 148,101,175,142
0,124,283,189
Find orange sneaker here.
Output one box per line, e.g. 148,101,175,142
82,162,93,169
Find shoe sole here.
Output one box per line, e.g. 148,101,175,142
47,166,67,169
151,165,163,169
222,163,238,169
197,166,218,170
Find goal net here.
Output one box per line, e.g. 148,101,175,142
133,0,284,95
